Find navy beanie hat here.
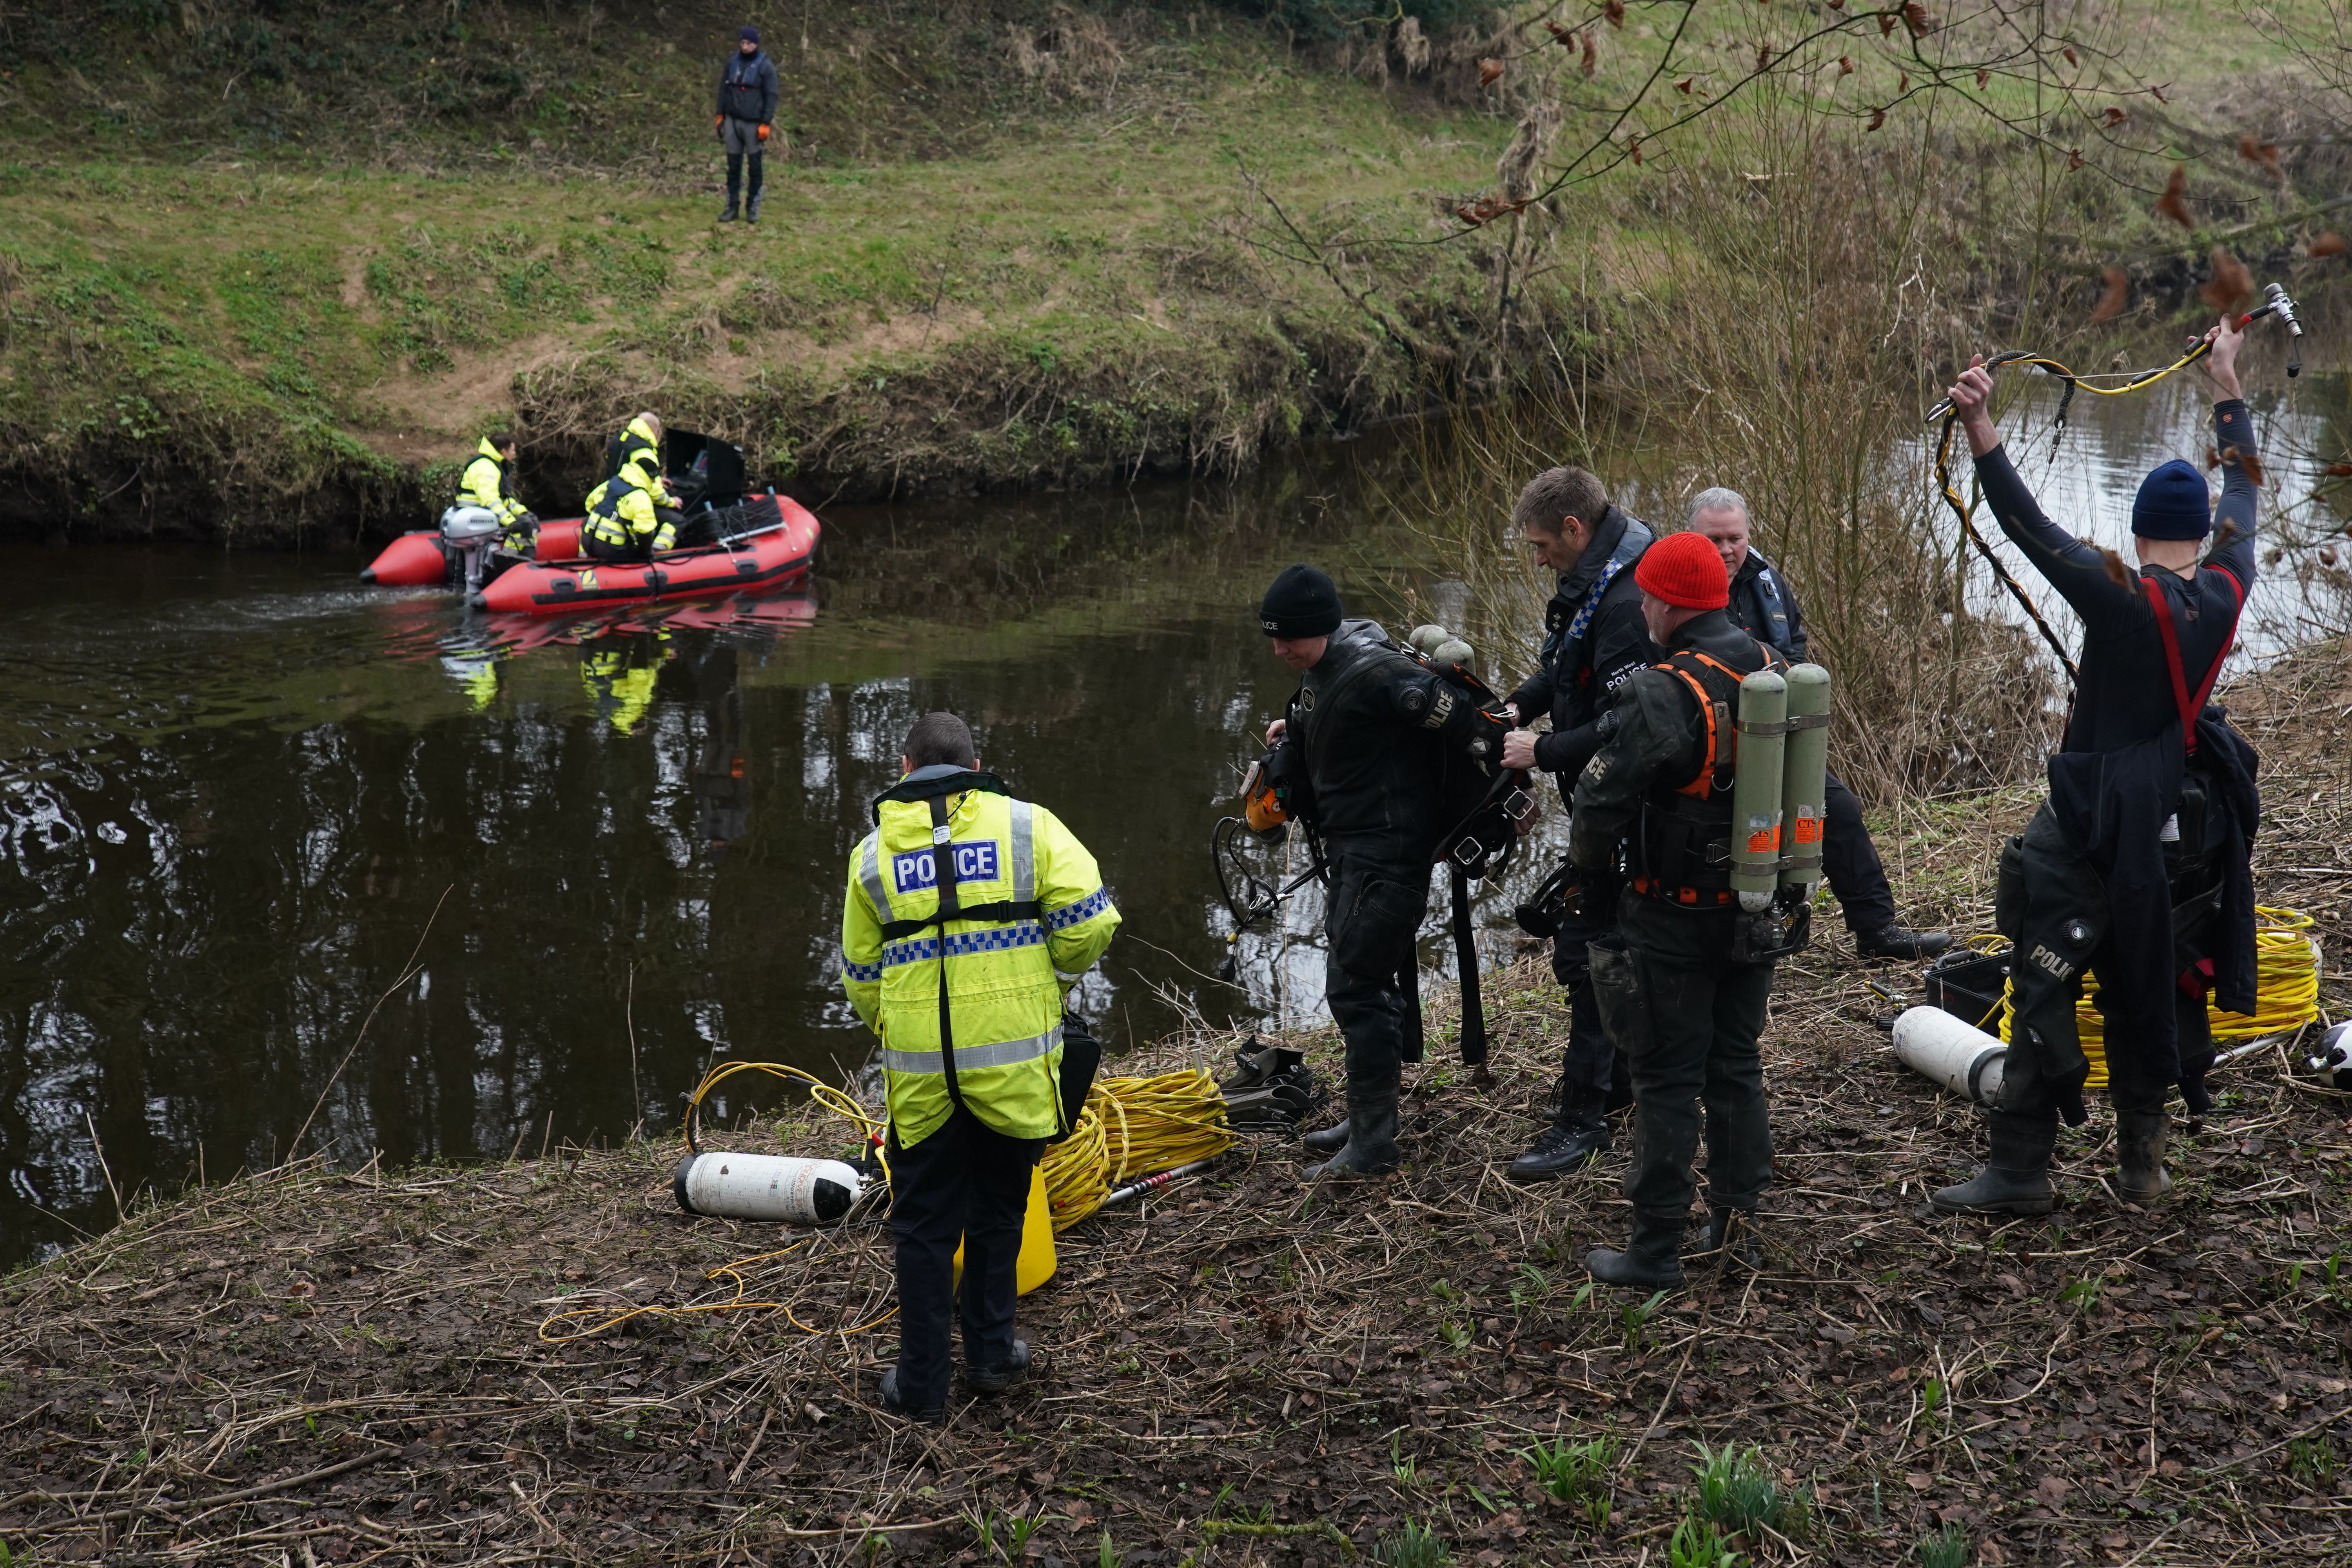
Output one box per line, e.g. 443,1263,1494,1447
1259,564,1343,638
2131,458,2211,541
740,24,761,42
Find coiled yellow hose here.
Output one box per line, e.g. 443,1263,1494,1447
1996,906,2323,1090
1040,1068,1237,1232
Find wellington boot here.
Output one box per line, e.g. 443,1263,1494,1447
1584,1212,1686,1289
965,1340,1030,1396
1306,1095,1399,1179
2115,1108,2172,1204
1702,1209,1762,1272
1507,1094,1610,1184
1930,1165,2053,1215
1302,1120,1350,1156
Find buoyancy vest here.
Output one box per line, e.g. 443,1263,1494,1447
1633,642,1788,906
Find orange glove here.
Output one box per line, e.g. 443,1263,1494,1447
757,123,770,142
714,114,724,130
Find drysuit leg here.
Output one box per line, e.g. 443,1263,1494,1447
1322,858,1428,1098
1820,771,1898,935
1548,864,1629,1112
1992,806,2104,1132
724,153,743,217
745,150,765,221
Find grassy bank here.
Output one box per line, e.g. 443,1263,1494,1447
2,639,2345,1566
5,1,2347,543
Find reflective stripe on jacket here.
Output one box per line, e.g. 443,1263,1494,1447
457,437,527,525
839,779,1120,1147
582,454,674,551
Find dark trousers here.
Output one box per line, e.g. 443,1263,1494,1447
1821,771,1898,934
1596,894,1775,1218
1548,863,1628,1109
582,532,652,564
1323,855,1430,1098
887,1106,1042,1409
725,151,765,215
1996,799,2223,1127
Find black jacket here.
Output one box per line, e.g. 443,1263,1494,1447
1290,619,1497,866
1724,548,1807,661
1566,609,1771,875
717,49,779,123
1503,506,1657,790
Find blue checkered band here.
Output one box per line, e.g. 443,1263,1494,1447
1046,886,1114,931
1566,557,1624,642
880,920,1047,969
841,957,883,983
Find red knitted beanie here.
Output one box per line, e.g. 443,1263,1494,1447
1635,531,1730,610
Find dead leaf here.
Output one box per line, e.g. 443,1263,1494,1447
2238,134,2283,180
1903,2,1933,35
2155,164,2193,229
2201,245,2252,314
2102,105,2129,128
2309,232,2348,258
1604,0,1626,25
1878,11,1896,35
1998,1272,2027,1297
1477,58,1505,88
2067,147,2084,170
2063,45,2080,67
1675,76,1695,94
1756,42,1771,70
1976,68,1990,89
1837,55,1854,76
1905,1471,1935,1491
1866,106,1886,131
2090,266,2129,322
2034,1474,2070,1507
1580,31,1598,74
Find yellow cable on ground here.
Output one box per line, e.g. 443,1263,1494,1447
538,1060,1236,1339
1995,906,2323,1090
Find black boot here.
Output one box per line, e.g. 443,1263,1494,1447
877,1367,944,1424
1302,1119,1350,1156
1856,925,1953,960
1507,1091,1609,1183
2115,1108,2172,1203
965,1339,1030,1396
1931,1109,2055,1215
1306,1093,1399,1178
1585,1210,1686,1289
1702,1208,1762,1272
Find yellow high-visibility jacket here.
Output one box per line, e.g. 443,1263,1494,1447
582,453,675,553
456,437,528,526
840,770,1120,1148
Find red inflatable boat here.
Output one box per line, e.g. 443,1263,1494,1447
478,497,818,616
361,519,587,587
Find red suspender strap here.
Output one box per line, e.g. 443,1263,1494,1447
2143,572,2240,755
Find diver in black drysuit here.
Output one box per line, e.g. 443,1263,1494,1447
1498,478,1655,1182
1257,564,1503,1179
1933,319,2262,1214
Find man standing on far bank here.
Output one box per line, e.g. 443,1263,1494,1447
715,25,779,225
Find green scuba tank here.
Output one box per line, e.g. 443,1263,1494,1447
1779,663,1832,896
1730,669,1788,912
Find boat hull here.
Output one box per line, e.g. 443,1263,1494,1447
477,497,820,616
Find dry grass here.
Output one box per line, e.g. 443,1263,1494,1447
2,644,2348,1567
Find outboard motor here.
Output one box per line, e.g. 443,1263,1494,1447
439,505,503,604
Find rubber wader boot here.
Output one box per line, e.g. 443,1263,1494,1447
877,1367,944,1425
1702,1208,1763,1272
2115,1108,2172,1203
1507,1089,1610,1183
965,1339,1031,1396
1931,1111,2056,1216
1302,1119,1351,1156
1585,1210,1686,1289
1306,1093,1400,1179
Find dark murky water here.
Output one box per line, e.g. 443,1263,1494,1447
5,332,2346,1271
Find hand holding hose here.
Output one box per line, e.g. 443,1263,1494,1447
1944,355,2002,459
2198,314,2245,401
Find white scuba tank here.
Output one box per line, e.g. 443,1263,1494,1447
672,1153,864,1225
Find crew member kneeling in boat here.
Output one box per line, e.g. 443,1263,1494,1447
1931,319,2261,1215
1684,487,1951,962
581,436,682,564
458,432,537,554
841,712,1121,1423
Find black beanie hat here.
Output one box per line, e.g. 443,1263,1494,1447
1259,564,1343,638
2131,458,2211,541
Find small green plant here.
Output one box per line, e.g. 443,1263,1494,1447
2060,1276,2102,1312
1916,1522,1969,1568
1690,1443,1804,1539
1005,1509,1049,1559
1569,1281,1595,1314
967,1508,998,1556
1524,1433,1621,1505
1669,1514,1738,1568
1440,1320,1472,1350
2288,1436,2339,1488
1097,1530,1121,1568
1430,1278,1463,1303
1391,1432,1419,1487
1371,1519,1450,1568
1622,1289,1669,1352
1585,1493,1613,1532
1920,1379,1946,1421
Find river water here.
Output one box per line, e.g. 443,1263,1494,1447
4,347,2346,1271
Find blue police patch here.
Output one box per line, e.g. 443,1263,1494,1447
892,840,1001,892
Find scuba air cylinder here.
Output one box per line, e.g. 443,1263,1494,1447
1779,664,1832,895
672,1152,864,1224
1891,1005,2008,1104
1730,670,1788,912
